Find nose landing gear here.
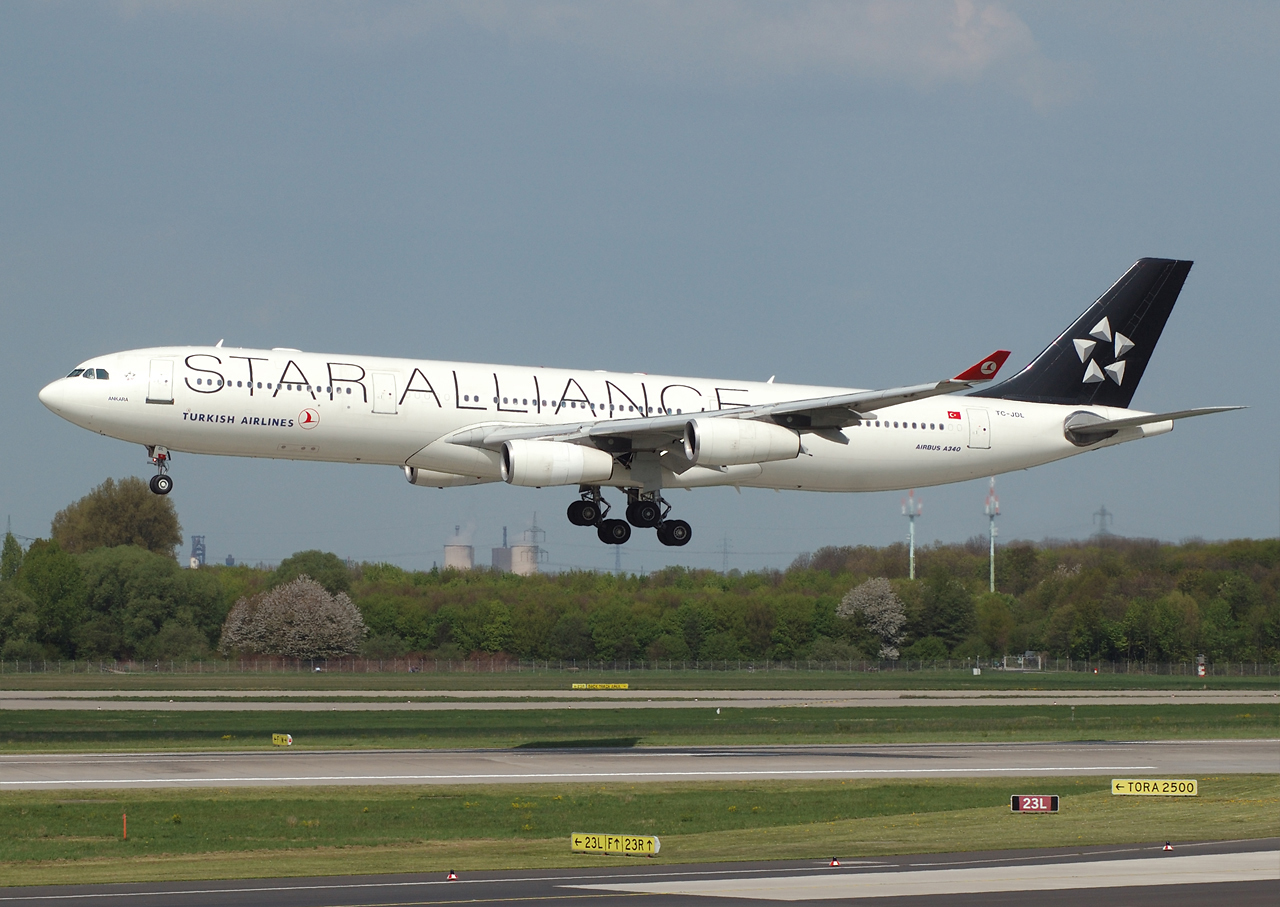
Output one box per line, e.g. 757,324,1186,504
146,446,173,495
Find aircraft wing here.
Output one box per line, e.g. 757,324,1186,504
462,351,1011,453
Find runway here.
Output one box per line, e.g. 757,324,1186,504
0,688,1274,711
1,739,1273,790
2,839,1275,906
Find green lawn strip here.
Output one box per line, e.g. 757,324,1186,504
1,704,1276,752
0,776,1274,887
2,670,1275,692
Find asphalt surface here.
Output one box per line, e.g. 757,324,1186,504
1,688,1274,711
1,739,1274,790
3,838,1275,906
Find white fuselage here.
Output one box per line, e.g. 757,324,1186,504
38,346,1171,493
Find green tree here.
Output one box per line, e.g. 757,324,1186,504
271,550,351,594
16,540,85,655
0,585,42,658
974,592,1017,655
74,545,228,659
50,477,182,556
1,532,23,582
919,569,975,649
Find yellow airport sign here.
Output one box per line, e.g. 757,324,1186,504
1111,778,1197,796
571,833,660,856
272,733,293,746
571,683,629,690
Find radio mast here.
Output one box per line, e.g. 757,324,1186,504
902,490,922,579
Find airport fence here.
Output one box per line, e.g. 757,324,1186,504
0,656,1274,676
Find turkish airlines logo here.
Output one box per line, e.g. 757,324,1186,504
299,409,320,429
980,359,998,376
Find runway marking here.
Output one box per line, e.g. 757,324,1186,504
575,850,1280,900
0,766,1157,786
0,864,882,901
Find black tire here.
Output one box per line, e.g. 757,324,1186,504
665,519,691,546
151,474,173,495
567,500,589,526
579,500,601,525
630,500,661,528
597,519,631,545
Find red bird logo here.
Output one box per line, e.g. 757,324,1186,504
299,409,319,429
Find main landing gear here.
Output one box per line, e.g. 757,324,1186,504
565,487,692,547
146,446,173,495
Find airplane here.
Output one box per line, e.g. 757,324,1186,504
39,258,1240,548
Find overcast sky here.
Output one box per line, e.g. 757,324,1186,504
2,1,1277,573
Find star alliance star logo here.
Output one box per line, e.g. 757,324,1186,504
1073,316,1133,386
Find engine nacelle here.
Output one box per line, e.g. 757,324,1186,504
404,466,495,488
501,440,616,487
683,418,800,467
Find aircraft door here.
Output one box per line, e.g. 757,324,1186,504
146,359,174,404
371,372,398,414
966,408,991,449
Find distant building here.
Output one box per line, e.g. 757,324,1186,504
444,544,474,570
444,524,474,570
491,519,546,576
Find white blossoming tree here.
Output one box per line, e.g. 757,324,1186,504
837,577,906,660
219,575,366,658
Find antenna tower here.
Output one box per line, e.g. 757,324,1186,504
1093,504,1114,537
902,490,922,579
984,478,999,593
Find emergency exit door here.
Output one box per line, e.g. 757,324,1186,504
371,372,398,414
967,408,991,449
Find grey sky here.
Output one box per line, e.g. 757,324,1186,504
2,1,1277,572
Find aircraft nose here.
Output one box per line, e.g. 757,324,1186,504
38,378,67,413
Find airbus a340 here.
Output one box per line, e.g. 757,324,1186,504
39,258,1239,547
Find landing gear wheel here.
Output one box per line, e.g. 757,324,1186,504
657,520,691,547
626,500,661,528
598,519,631,545
149,474,173,496
567,500,590,526
578,500,601,525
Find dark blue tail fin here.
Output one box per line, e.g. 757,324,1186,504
971,258,1192,408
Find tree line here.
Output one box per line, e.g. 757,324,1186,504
0,478,1276,663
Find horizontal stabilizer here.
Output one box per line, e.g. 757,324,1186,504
1065,405,1244,439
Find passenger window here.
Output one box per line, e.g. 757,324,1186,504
67,369,84,377
346,388,351,394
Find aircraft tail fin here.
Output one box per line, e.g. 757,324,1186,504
971,258,1192,408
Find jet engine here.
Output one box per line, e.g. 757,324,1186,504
501,440,616,487
683,418,800,467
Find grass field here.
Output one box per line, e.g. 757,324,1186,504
2,703,1276,752
1,775,1275,886
2,667,1275,692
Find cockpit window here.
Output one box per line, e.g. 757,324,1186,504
67,369,84,378
82,369,95,379
95,369,109,380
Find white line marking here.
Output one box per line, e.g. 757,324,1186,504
575,851,1280,900
0,864,886,901
0,766,1157,786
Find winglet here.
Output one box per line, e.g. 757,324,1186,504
953,350,1011,382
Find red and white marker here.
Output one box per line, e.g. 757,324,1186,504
1162,842,1174,852
829,858,841,867
447,871,458,880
